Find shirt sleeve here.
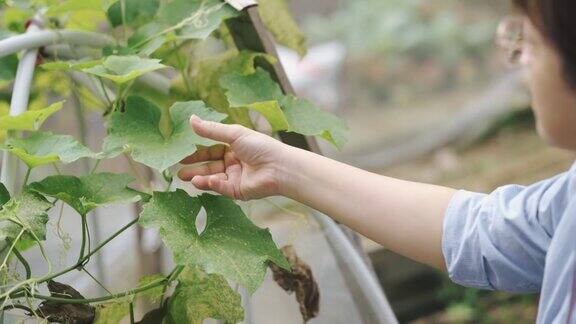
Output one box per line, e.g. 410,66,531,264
442,171,573,293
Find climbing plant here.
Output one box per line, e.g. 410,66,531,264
0,0,346,322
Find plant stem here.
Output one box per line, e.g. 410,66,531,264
77,214,87,267
11,248,31,280
161,265,184,308
90,160,102,174
20,278,167,304
82,267,112,295
22,168,31,188
129,302,135,324
52,163,62,175
98,77,114,108
2,304,32,314
0,218,140,301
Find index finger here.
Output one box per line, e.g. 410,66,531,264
190,115,246,144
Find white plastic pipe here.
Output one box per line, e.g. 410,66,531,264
315,212,399,324
0,30,113,58
0,23,42,194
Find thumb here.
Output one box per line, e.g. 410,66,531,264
190,115,246,144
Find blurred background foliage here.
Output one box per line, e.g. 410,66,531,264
303,0,504,106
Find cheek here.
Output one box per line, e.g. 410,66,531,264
528,66,576,149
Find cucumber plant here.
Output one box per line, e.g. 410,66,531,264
0,0,347,322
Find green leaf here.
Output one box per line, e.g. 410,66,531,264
220,68,284,106
82,55,167,84
166,267,244,324
28,173,142,216
107,0,159,28
281,95,348,150
258,0,307,56
41,60,102,72
220,68,289,131
1,132,97,169
103,96,227,172
188,50,276,127
46,0,106,15
138,274,165,303
0,101,63,131
139,190,290,293
0,183,9,208
0,54,18,81
94,302,130,324
127,22,165,55
0,190,51,248
220,68,348,148
175,0,239,41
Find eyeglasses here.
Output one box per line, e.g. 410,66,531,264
496,16,526,66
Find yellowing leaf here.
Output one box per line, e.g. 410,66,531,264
166,267,244,324
220,68,348,148
1,132,97,169
220,69,289,131
0,191,52,250
188,50,275,127
0,101,63,131
41,60,102,71
94,302,130,324
258,0,307,56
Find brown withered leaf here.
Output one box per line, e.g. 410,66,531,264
36,280,95,324
270,246,320,322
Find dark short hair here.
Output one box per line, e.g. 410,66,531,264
513,0,576,87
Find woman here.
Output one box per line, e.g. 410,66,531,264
178,0,576,322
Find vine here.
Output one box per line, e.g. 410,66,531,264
0,0,345,322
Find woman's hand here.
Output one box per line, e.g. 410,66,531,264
178,115,292,200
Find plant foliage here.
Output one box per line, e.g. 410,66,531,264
0,0,346,322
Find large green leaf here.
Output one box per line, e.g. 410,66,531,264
28,173,142,216
0,190,52,248
82,55,167,84
220,68,289,131
258,0,307,56
281,95,348,149
139,190,290,292
1,132,97,169
0,101,63,131
187,50,275,127
166,267,244,324
220,68,348,148
107,0,159,28
103,96,227,172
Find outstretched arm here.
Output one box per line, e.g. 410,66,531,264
179,116,456,269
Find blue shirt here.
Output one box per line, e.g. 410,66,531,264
443,163,576,323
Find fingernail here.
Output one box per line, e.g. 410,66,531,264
190,115,202,124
